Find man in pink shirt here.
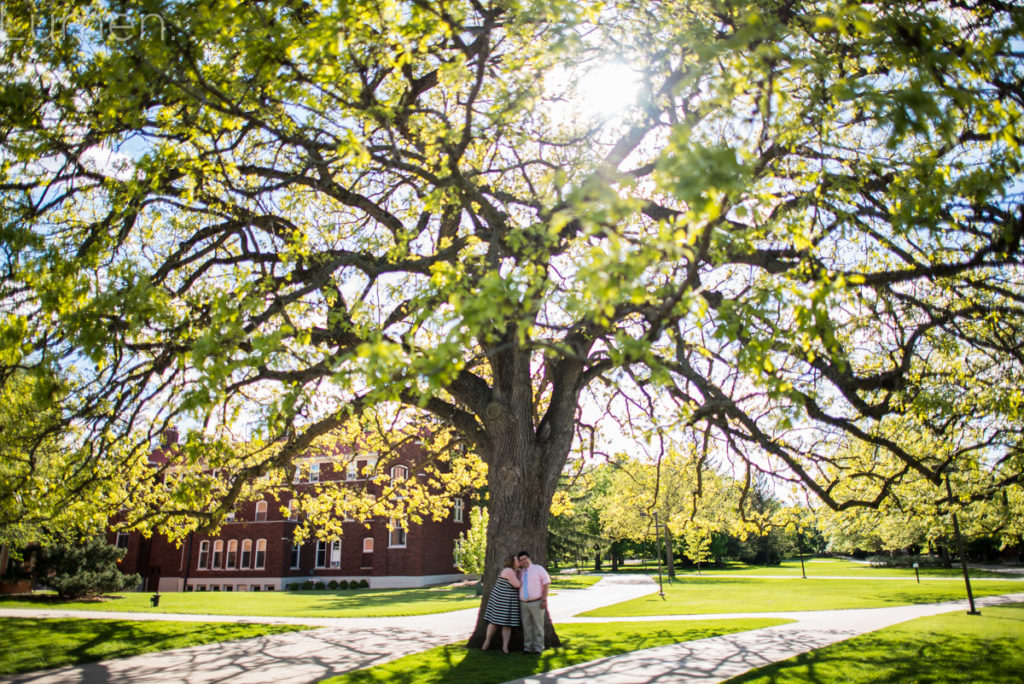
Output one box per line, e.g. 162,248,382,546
516,550,551,654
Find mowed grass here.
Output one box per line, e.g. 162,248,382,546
631,558,1018,579
0,586,480,618
583,577,1024,617
0,576,596,619
548,574,603,590
321,618,791,684
0,618,312,675
727,603,1024,683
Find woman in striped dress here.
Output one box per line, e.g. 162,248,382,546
481,555,522,652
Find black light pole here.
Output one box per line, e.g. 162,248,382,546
945,471,979,615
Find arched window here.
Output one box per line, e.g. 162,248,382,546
198,541,209,569
212,540,223,569
226,539,238,569
254,539,266,569
362,538,374,553
255,501,268,521
240,539,252,569
391,465,409,481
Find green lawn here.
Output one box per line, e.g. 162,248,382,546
583,577,1024,617
727,603,1024,683
321,618,791,684
621,558,1018,579
0,586,481,618
549,575,603,590
0,618,312,675
0,576,596,619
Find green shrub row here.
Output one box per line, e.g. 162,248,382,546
285,579,370,590
866,554,948,568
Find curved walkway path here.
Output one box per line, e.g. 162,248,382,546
1,575,1022,684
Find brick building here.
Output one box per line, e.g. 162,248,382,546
111,431,472,592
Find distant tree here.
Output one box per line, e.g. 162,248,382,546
22,537,140,599
681,524,713,574
455,506,488,577
548,465,613,571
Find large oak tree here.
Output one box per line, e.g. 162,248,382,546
2,0,1023,645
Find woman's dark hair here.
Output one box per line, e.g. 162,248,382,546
503,555,517,569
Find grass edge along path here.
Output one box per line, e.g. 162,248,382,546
583,577,1024,617
320,618,791,684
0,576,599,620
725,602,1024,683
0,617,314,676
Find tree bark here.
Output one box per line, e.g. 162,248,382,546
465,427,566,649
664,529,676,580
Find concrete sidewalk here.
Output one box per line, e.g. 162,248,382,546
0,575,657,684
511,592,1024,683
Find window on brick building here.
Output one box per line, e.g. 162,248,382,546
290,543,301,569
240,539,252,569
391,465,409,481
315,541,327,568
388,520,407,548
255,539,266,569
453,497,464,523
115,531,129,550
226,540,237,569
287,499,299,521
255,501,268,521
330,540,341,568
212,540,223,568
309,462,320,483
362,538,374,553
198,541,209,569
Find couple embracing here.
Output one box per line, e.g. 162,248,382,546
481,550,551,654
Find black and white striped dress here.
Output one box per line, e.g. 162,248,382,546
483,574,521,627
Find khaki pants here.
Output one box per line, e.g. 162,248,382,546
520,599,545,652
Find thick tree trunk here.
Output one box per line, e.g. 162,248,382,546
465,429,567,649
460,336,583,651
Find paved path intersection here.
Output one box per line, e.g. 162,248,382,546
1,575,1021,683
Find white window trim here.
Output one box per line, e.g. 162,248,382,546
254,539,267,570
388,520,407,548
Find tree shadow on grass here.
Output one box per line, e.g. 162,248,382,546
726,621,1024,683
